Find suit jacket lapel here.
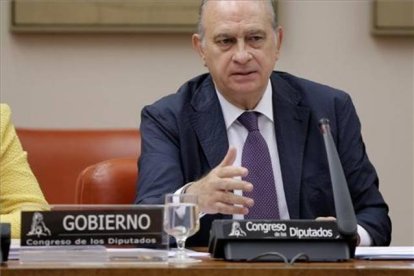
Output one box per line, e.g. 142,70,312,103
271,73,310,219
188,77,229,169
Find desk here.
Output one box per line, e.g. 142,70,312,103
1,258,413,276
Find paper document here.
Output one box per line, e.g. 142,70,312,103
8,239,209,261
355,246,414,260
8,239,20,260
107,248,209,260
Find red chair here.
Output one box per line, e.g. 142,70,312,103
75,157,138,204
17,129,140,204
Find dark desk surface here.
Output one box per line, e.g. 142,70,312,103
2,257,414,276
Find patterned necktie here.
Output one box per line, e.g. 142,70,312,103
238,112,280,219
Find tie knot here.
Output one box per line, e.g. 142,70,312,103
238,112,259,132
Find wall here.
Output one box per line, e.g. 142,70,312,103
1,0,413,245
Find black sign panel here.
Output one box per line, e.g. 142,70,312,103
21,208,164,247
220,220,342,240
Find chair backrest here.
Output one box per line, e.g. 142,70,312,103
16,129,140,204
75,158,138,204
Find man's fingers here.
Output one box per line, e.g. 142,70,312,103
214,178,253,193
213,202,250,215
218,147,237,167
216,166,248,179
218,191,254,208
199,190,254,215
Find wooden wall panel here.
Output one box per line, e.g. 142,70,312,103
11,0,199,33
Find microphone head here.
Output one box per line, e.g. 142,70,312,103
319,118,330,134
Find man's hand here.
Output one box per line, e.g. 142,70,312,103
185,147,254,215
316,216,361,245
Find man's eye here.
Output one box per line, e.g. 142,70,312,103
249,36,264,42
217,38,234,45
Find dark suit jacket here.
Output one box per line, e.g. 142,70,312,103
136,71,391,247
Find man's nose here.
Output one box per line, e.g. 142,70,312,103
232,42,252,64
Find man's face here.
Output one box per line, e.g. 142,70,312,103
193,0,282,108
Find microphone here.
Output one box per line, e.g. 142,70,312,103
0,223,11,263
208,118,358,262
319,118,357,237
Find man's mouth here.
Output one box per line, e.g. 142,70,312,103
232,70,256,76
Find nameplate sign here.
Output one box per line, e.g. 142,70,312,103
216,219,342,240
20,207,164,247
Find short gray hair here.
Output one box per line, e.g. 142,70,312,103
197,0,278,41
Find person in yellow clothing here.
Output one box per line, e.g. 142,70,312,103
0,103,48,238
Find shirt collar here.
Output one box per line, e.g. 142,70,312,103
216,79,274,130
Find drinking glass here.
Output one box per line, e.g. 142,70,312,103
163,193,200,263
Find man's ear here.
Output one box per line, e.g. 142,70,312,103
276,26,283,50
192,34,206,66
274,26,283,60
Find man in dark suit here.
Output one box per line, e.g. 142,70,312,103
135,0,391,247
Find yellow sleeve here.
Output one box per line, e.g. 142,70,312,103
0,104,49,238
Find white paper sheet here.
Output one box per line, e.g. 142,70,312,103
355,246,414,260
8,239,209,261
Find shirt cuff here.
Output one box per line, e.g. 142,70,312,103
357,224,372,246
175,182,193,195
175,183,206,218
